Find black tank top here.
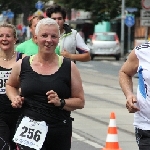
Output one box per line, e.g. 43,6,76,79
0,52,22,114
20,56,71,124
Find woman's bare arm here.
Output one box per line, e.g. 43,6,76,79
6,59,24,108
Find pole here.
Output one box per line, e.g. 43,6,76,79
121,0,125,57
128,27,131,51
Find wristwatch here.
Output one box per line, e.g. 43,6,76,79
59,99,66,109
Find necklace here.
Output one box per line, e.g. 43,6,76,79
2,51,16,61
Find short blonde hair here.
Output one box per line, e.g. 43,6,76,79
0,23,17,38
35,18,60,36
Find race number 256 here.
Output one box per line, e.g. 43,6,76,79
20,126,42,142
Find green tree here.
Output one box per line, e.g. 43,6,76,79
0,0,49,25
54,0,142,24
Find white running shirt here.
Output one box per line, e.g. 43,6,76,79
134,41,150,130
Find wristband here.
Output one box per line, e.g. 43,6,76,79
59,99,66,109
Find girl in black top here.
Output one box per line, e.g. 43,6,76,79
6,18,85,150
0,23,23,150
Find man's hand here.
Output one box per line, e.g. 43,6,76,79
60,49,71,59
126,94,140,113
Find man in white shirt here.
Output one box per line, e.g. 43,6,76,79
46,4,91,62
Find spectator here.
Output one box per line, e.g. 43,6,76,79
17,24,22,31
21,25,27,42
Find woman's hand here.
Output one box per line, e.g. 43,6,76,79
46,90,61,107
11,95,24,108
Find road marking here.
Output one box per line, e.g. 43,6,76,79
78,61,123,67
101,60,123,66
72,132,103,148
111,62,124,66
78,64,93,67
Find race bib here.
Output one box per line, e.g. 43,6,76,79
13,116,48,150
0,71,11,94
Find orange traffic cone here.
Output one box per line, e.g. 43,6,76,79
102,112,122,150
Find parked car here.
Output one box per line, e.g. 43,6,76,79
87,32,121,60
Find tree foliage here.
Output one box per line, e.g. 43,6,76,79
0,0,50,25
0,0,142,25
54,0,142,24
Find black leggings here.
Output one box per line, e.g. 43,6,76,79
0,113,20,150
16,116,72,150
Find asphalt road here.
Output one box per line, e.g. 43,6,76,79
71,57,138,150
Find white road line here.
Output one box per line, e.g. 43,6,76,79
78,64,93,67
101,61,123,66
111,62,123,66
72,132,103,148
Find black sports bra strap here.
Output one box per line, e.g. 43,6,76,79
16,52,23,61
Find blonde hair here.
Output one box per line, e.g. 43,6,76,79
0,23,17,38
35,18,60,36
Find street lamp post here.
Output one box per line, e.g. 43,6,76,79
121,0,125,57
